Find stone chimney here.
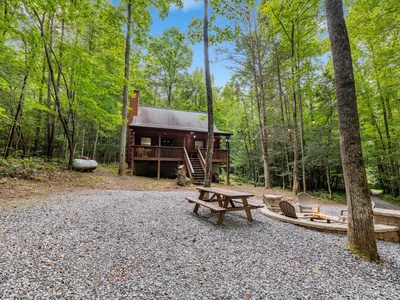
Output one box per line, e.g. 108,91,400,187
128,90,140,124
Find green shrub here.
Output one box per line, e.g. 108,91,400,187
310,190,347,204
382,194,400,204
0,158,61,179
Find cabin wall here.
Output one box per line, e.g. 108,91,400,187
132,129,185,147
129,127,224,150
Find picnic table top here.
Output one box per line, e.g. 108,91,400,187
196,187,254,198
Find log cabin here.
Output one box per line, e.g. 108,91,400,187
127,91,232,184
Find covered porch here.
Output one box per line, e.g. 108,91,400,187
128,128,231,184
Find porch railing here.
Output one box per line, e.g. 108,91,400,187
197,148,206,171
131,145,228,163
198,149,229,162
183,148,194,182
132,145,184,159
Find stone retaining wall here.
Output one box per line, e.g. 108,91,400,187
373,208,400,242
260,207,400,242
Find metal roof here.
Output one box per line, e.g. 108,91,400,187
129,106,231,135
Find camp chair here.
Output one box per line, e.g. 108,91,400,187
136,147,145,157
279,201,309,219
339,201,375,221
262,195,282,213
297,192,314,213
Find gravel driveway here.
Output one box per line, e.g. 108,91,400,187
1,190,399,299
372,195,400,210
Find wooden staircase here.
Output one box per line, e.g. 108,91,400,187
190,157,205,185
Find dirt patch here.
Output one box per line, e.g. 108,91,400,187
0,166,295,204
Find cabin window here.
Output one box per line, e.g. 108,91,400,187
161,138,173,146
195,140,204,149
141,137,151,146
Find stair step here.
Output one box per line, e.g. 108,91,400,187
188,157,205,184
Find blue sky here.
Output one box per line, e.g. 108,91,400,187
150,0,233,87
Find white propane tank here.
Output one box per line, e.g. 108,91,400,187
72,158,98,171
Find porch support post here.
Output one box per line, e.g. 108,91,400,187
130,130,136,176
157,133,161,180
226,137,230,185
226,161,230,185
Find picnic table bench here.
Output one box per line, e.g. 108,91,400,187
186,187,263,225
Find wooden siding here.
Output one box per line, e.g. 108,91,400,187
127,127,230,183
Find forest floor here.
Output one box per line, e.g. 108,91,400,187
0,164,297,204
2,163,398,209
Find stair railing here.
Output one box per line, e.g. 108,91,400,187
197,148,206,172
183,148,194,182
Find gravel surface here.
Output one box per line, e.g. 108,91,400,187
1,190,399,299
371,195,400,210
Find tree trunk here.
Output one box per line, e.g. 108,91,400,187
290,24,299,195
81,130,85,157
325,163,332,199
325,0,378,261
153,85,158,106
248,35,269,188
298,82,306,192
118,0,132,176
167,84,172,107
253,17,271,189
34,11,75,168
275,45,291,190
203,0,213,187
46,67,56,159
4,74,28,158
92,127,99,160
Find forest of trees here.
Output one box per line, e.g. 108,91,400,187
1,0,399,198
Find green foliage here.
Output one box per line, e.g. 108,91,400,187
0,0,138,161
0,158,60,179
144,26,193,107
0,0,398,196
174,68,208,111
382,194,400,205
310,190,347,204
187,0,241,45
346,0,400,197
0,106,8,121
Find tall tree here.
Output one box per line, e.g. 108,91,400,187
346,0,400,198
118,0,133,176
176,68,207,111
33,8,77,169
117,0,183,176
262,0,323,194
0,0,125,162
203,0,213,187
325,0,378,261
145,27,193,108
236,2,272,188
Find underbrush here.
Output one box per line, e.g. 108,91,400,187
309,190,347,204
97,162,121,174
0,158,64,180
382,194,400,205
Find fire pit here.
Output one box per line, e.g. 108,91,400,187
304,205,331,223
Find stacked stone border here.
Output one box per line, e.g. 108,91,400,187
260,207,399,243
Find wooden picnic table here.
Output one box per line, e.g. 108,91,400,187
186,187,263,225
